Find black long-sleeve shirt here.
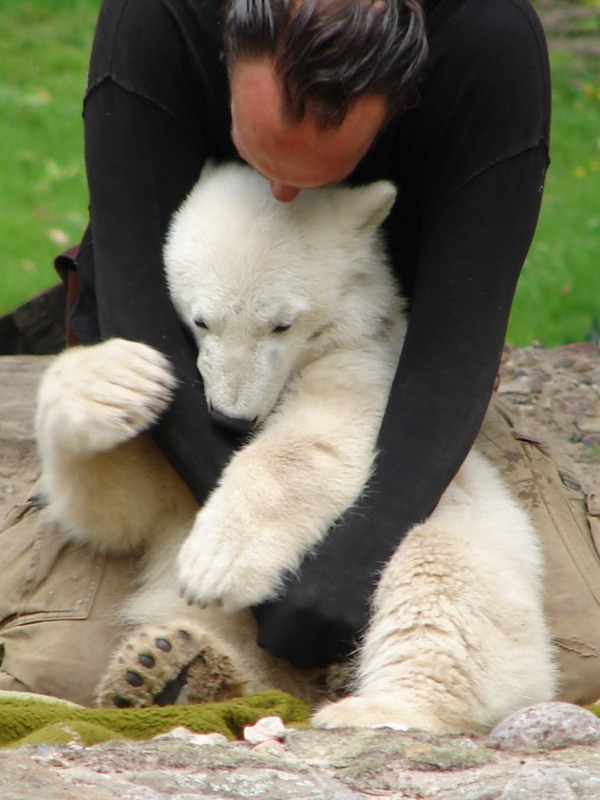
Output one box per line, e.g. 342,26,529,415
74,0,551,663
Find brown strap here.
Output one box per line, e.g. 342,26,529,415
54,245,81,348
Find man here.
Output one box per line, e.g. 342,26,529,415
1,0,598,706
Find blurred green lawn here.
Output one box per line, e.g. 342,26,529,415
0,0,599,346
0,1,95,317
509,45,600,346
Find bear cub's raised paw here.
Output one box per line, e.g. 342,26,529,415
36,339,177,458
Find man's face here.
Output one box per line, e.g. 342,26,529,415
230,60,388,202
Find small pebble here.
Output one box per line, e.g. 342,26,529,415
243,715,287,744
373,722,410,731
155,726,229,746
498,375,534,395
250,739,289,757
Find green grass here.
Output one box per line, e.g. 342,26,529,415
0,1,599,346
507,47,600,346
0,0,98,313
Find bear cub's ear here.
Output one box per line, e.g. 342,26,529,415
336,181,397,232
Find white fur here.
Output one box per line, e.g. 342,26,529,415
36,162,556,730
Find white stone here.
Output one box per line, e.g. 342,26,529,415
243,716,287,744
155,726,229,746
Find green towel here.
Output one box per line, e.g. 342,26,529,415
1,692,597,748
0,690,312,747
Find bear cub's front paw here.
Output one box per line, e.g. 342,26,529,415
177,494,286,612
36,338,177,457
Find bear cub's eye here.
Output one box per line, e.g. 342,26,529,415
194,318,208,330
272,323,292,333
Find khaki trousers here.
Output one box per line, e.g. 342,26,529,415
476,401,600,705
0,400,598,707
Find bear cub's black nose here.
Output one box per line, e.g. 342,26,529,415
209,407,257,433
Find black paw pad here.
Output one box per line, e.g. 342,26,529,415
138,653,156,669
125,670,144,687
178,629,192,641
114,696,133,708
155,638,172,653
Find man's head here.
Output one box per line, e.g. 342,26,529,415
224,0,427,200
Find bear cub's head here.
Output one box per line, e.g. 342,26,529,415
164,161,399,432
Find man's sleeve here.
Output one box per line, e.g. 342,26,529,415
82,80,239,501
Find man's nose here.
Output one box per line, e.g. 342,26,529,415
270,181,301,203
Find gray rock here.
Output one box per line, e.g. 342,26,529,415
499,764,600,800
0,729,598,800
490,702,600,752
0,284,66,357
0,356,48,518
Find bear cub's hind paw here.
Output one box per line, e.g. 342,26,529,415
95,622,247,708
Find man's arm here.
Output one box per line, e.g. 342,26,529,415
82,80,240,498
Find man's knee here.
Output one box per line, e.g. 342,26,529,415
478,401,600,705
0,497,137,706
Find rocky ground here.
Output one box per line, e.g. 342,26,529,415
0,700,599,799
498,342,599,495
536,0,600,56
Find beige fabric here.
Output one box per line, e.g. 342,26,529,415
477,400,600,705
0,501,136,706
0,401,598,707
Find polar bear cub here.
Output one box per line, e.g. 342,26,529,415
36,162,556,730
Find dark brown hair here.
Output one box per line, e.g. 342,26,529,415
223,0,428,127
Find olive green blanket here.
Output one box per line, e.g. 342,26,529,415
0,690,312,747
1,691,597,748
